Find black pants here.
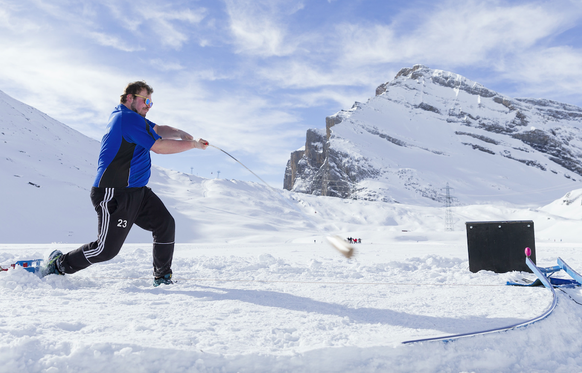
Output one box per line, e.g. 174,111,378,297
60,187,175,277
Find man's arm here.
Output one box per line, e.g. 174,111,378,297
151,125,208,154
150,138,208,154
153,124,194,140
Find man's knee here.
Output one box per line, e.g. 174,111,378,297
157,214,175,242
167,215,175,232
84,240,124,264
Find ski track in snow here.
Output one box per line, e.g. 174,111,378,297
2,241,582,373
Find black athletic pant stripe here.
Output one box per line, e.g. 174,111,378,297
59,187,175,278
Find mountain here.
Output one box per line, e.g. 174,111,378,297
284,64,582,206
0,89,101,242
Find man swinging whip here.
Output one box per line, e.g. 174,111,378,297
42,81,208,286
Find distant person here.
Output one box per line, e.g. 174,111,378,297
41,81,208,286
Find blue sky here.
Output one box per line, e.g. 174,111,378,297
2,0,582,187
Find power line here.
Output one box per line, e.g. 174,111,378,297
442,183,455,231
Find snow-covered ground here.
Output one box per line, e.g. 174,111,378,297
3,196,582,372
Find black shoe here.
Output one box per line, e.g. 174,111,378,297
153,273,173,287
41,250,64,277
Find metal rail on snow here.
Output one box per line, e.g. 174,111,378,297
401,255,581,345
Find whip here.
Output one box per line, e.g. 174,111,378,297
205,142,354,259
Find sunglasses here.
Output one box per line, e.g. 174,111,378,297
134,94,153,108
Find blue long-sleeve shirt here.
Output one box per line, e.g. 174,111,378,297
93,105,161,188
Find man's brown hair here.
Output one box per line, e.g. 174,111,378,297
120,81,154,104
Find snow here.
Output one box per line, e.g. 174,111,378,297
4,185,582,372
2,238,582,372
3,87,582,372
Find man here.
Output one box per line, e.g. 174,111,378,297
42,81,208,286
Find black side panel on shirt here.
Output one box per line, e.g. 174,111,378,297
145,118,156,139
98,138,136,188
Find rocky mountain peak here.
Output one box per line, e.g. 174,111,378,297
284,65,582,206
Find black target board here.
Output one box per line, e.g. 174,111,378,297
465,220,536,273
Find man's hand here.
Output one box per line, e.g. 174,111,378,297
150,124,209,154
196,138,209,150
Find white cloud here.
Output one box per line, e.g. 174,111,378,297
0,36,128,139
88,32,145,52
94,1,209,50
495,46,582,102
0,6,40,33
153,87,300,155
224,0,305,57
240,0,582,104
254,59,385,93
138,7,208,49
333,0,581,68
285,86,374,113
149,58,185,72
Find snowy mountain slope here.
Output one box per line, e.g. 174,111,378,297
0,89,100,243
285,65,582,206
147,168,317,243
